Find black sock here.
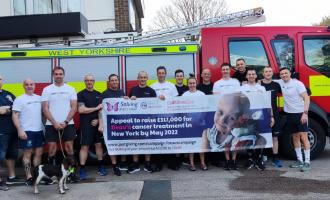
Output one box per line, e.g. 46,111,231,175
273,153,279,160
48,156,56,166
98,159,104,167
80,164,85,169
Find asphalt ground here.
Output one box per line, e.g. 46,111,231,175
1,140,330,200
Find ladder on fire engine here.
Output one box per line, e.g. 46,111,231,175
0,7,265,48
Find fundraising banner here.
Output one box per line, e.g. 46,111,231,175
102,92,272,155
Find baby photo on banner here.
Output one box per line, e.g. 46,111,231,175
102,92,272,155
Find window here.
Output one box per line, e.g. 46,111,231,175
33,0,52,14
272,39,295,70
13,0,27,15
303,38,330,77
229,39,269,76
67,0,81,12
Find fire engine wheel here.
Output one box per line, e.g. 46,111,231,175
279,118,326,160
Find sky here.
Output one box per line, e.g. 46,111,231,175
142,0,330,31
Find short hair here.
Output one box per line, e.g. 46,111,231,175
246,67,257,74
175,69,184,76
279,67,290,73
236,58,246,63
137,71,148,78
108,74,119,80
156,66,167,74
221,63,231,69
53,66,65,75
187,76,198,83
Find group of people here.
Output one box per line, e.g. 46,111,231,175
0,58,311,191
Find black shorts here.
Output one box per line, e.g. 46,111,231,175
45,125,77,142
272,114,281,137
286,113,309,134
79,125,103,146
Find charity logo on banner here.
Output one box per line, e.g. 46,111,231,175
102,92,272,155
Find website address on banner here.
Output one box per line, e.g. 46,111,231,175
108,140,196,147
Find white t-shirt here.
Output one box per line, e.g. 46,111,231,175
151,81,178,97
41,83,77,125
276,79,307,113
213,78,240,94
182,90,205,96
12,94,43,132
239,83,266,93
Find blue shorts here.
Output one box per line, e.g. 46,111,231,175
0,132,18,161
19,131,45,150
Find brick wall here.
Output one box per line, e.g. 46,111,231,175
114,0,132,31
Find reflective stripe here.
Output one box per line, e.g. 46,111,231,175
309,75,330,96
0,45,198,59
277,96,284,108
67,81,107,93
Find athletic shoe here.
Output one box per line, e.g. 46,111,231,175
25,177,33,186
255,158,266,171
144,162,153,173
97,165,108,176
6,176,24,185
113,165,121,176
127,162,140,174
68,173,79,183
300,162,311,172
289,161,304,168
119,162,128,171
189,165,196,171
224,160,230,170
0,181,9,191
200,164,208,171
231,160,238,170
245,159,255,170
79,168,87,180
272,159,283,168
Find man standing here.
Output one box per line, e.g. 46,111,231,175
174,69,188,96
240,68,273,171
128,71,157,174
233,58,248,84
98,74,129,176
41,67,77,169
278,67,311,172
0,75,20,191
151,66,178,171
12,79,44,186
197,69,213,95
212,63,240,170
261,67,283,168
78,75,106,180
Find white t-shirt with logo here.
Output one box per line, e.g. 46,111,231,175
151,81,178,97
12,94,43,132
182,90,205,97
213,78,240,94
239,83,266,93
276,79,306,113
41,83,77,125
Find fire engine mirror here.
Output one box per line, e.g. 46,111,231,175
322,44,330,56
11,52,27,57
152,47,167,52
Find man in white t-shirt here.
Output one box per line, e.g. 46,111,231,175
151,66,178,171
41,67,77,168
277,67,311,172
239,68,273,171
12,79,44,186
212,63,240,170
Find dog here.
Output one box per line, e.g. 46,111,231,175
33,157,76,194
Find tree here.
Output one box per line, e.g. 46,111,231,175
152,0,228,30
313,16,330,26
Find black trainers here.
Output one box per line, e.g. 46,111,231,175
224,160,230,170
113,164,121,176
127,162,140,174
6,176,24,185
255,158,266,171
119,162,128,171
25,177,34,186
67,173,79,183
245,159,255,170
0,181,9,191
144,162,153,173
231,160,238,170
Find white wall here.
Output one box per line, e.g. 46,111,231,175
0,0,12,16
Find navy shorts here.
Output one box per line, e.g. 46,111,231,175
45,125,77,142
286,113,309,134
272,114,281,137
79,125,103,146
0,132,18,161
19,130,45,150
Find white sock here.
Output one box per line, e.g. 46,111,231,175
304,149,310,163
295,148,303,162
